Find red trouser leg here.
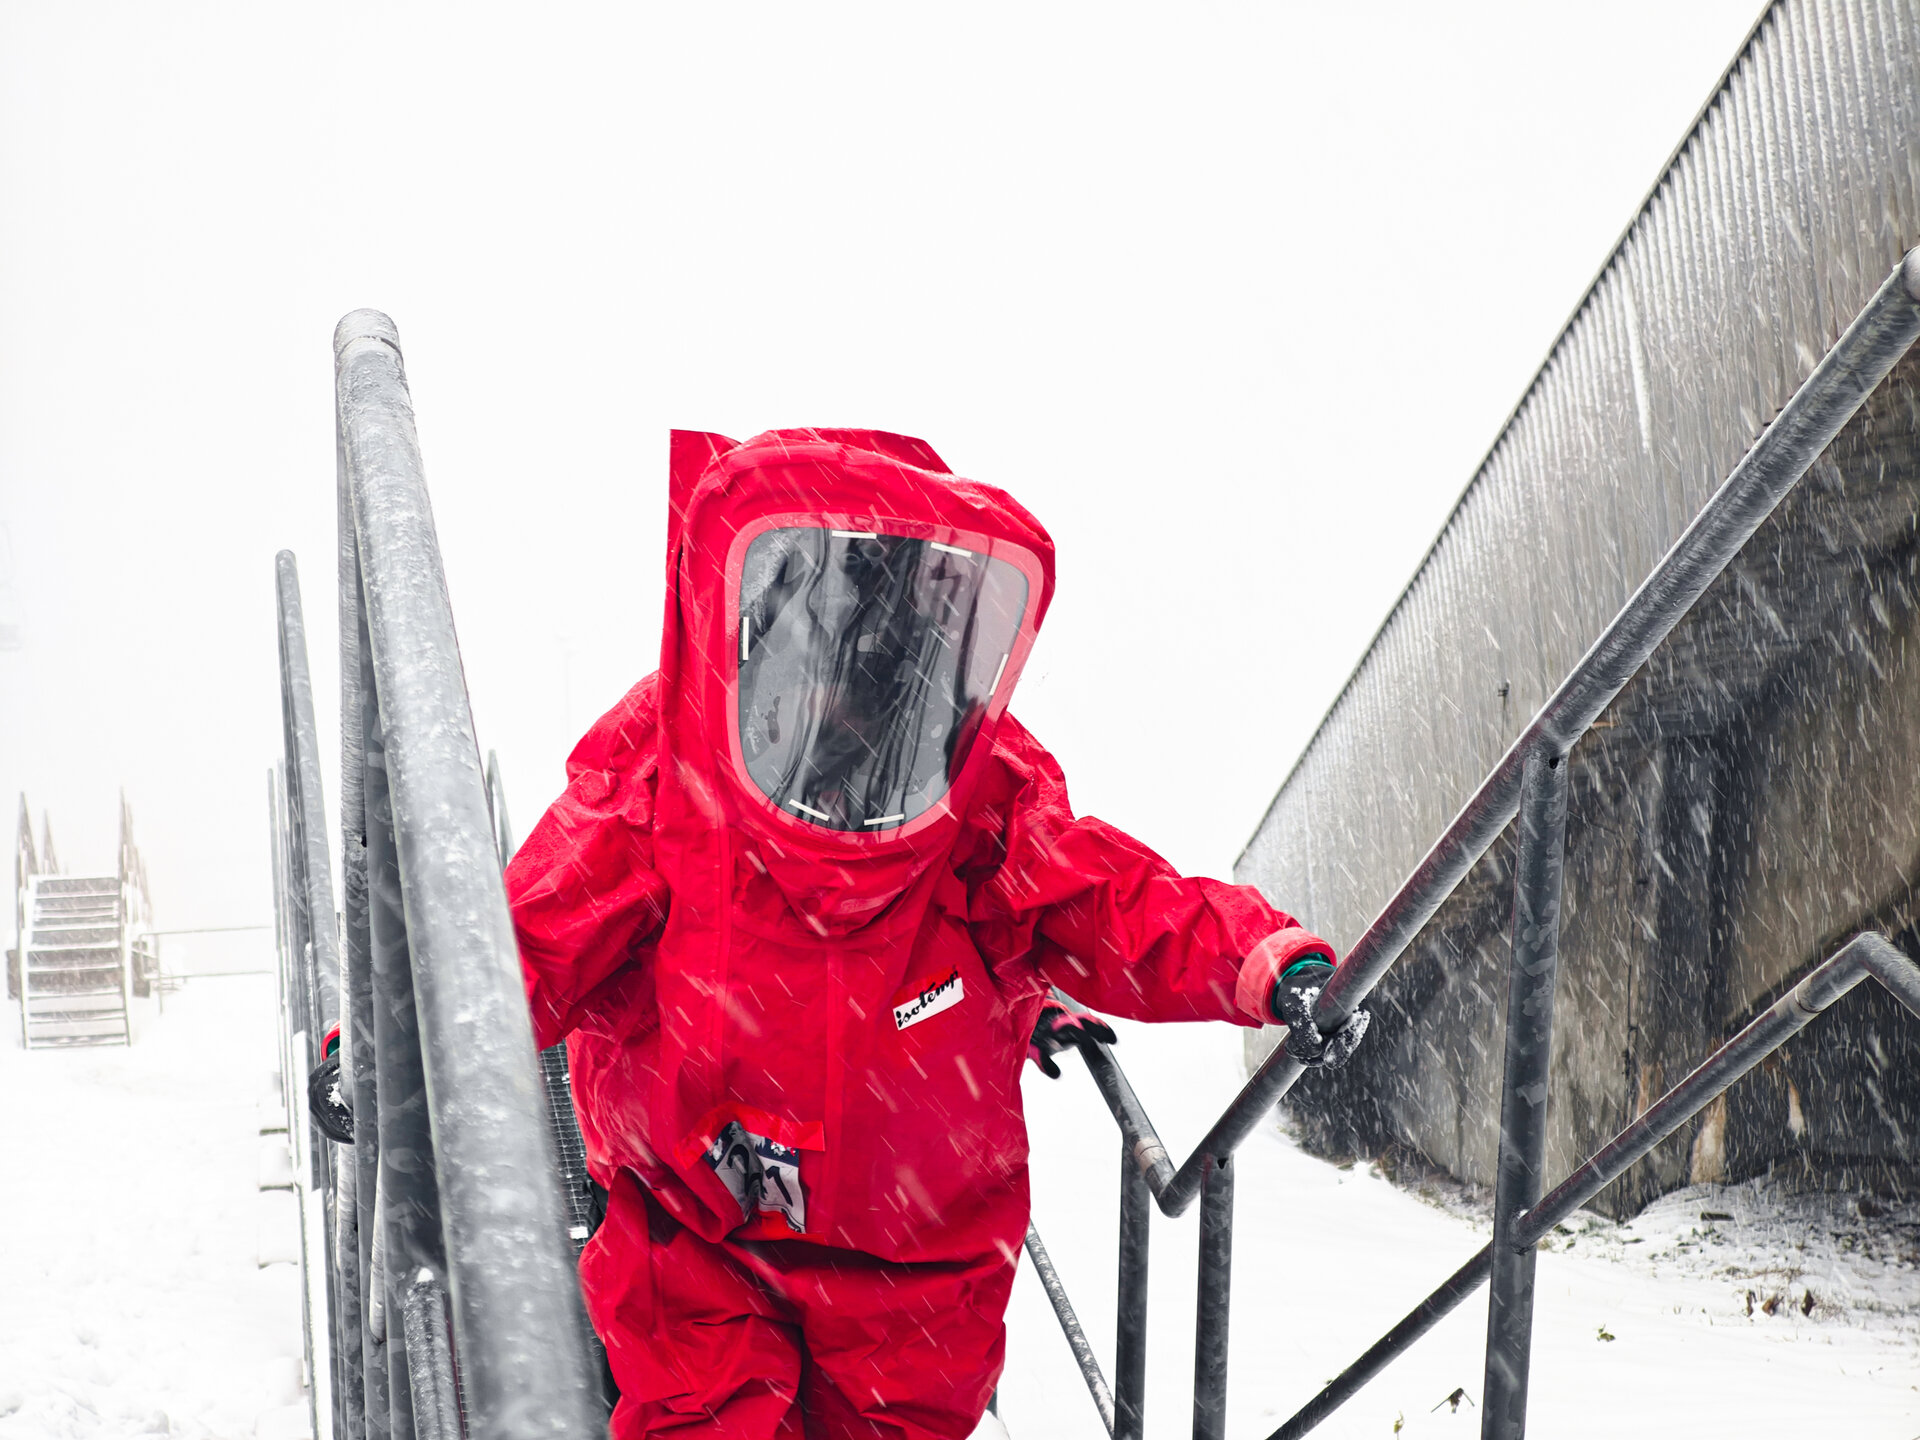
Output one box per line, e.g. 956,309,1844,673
582,1174,806,1440
580,1175,1015,1440
735,1241,1014,1440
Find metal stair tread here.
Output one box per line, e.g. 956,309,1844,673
30,1010,128,1021
22,975,125,985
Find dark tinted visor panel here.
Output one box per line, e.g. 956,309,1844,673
737,528,1030,832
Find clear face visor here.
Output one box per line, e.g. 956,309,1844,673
736,528,1031,833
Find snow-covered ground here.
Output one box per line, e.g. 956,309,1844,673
1005,1016,1920,1439
0,977,307,1440
5,987,1918,1439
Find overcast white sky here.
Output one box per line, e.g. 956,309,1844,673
0,1,1763,938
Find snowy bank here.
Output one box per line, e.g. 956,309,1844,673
0,977,306,1440
1006,1017,1920,1439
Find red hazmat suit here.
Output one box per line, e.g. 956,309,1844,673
508,429,1331,1440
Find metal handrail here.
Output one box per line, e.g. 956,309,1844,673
1272,932,1920,1440
1031,250,1920,1440
276,554,344,1065
11,796,39,1007
273,558,349,1440
484,749,515,874
331,306,601,1440
271,310,602,1440
1024,1223,1116,1435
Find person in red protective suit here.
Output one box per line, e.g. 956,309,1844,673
507,428,1367,1440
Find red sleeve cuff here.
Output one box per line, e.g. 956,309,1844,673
1233,927,1337,1023
321,1025,341,1060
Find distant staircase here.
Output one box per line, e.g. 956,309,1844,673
11,795,154,1049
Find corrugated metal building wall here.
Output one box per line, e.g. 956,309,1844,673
1236,0,1920,1205
1241,0,1920,948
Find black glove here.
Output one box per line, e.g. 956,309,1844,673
307,1053,356,1144
1028,1002,1119,1079
1270,959,1370,1070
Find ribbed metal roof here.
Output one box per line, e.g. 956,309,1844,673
1236,0,1920,951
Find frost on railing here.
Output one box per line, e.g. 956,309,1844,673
270,311,602,1440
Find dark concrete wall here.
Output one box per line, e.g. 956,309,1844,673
1266,359,1920,1214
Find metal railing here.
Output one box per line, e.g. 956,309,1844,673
272,551,347,1440
1028,250,1920,1440
10,795,45,1003
11,792,153,1046
271,309,603,1440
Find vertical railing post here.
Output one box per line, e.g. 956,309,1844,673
1480,746,1569,1440
402,1271,463,1440
485,750,514,872
1116,1141,1151,1440
268,772,303,1405
330,368,373,1440
1192,1153,1234,1440
345,562,387,1440
273,554,342,1070
275,554,355,1440
364,676,456,1440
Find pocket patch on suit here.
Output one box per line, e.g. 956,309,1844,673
703,1121,807,1233
893,966,964,1030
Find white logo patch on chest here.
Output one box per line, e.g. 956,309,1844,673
892,967,964,1030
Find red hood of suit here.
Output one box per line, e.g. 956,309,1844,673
649,428,1056,936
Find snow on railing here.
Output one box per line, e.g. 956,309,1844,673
270,311,603,1440
1025,250,1920,1440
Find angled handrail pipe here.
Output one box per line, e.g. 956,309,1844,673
334,307,601,1440
485,749,515,874
275,552,344,1065
272,314,607,1440
1071,249,1920,1219
1023,1222,1116,1436
272,568,352,1440
1269,931,1920,1440
1027,248,1920,1440
1239,250,1920,1197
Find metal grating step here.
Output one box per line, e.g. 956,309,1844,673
28,989,126,1008
36,875,120,894
26,1031,130,1049
29,1010,128,1025
26,968,125,987
29,925,120,941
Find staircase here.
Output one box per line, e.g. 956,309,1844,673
20,874,132,1047
12,794,153,1049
